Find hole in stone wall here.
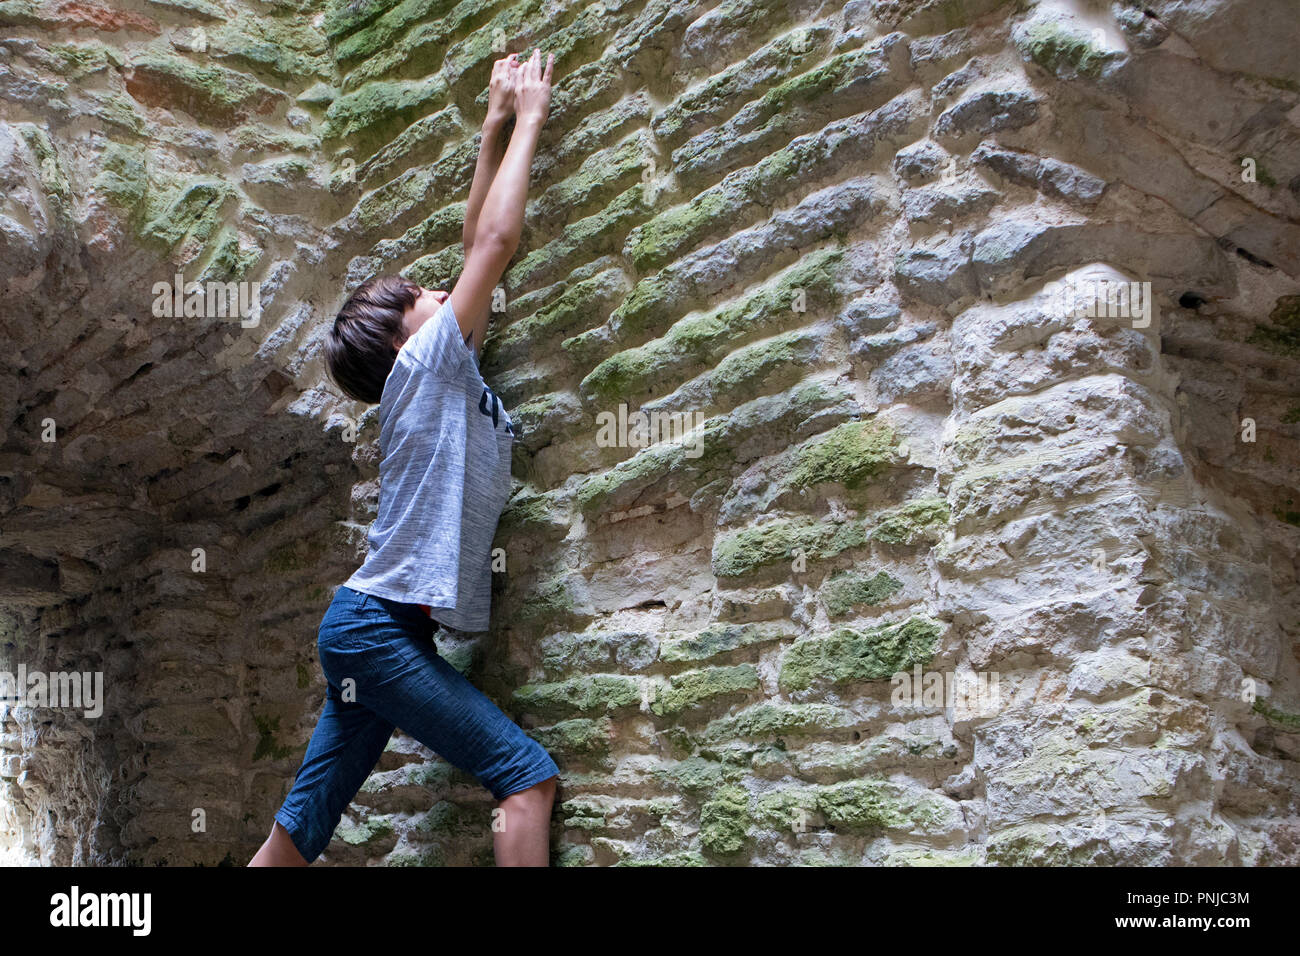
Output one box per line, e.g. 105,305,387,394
1178,292,1207,309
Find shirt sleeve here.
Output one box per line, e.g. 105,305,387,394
402,297,473,377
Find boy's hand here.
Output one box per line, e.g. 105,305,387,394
485,54,519,127
513,48,554,124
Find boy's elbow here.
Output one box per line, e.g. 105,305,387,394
473,229,518,265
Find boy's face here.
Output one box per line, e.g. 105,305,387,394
397,286,450,349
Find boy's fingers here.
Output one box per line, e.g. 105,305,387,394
531,47,541,77
543,52,554,83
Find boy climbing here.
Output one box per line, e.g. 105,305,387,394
250,49,559,867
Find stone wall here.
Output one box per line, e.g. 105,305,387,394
0,0,1298,865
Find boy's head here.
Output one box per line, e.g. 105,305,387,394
325,275,449,404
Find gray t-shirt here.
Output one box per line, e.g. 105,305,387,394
344,298,514,631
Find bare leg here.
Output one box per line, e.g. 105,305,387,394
493,775,557,866
248,820,309,867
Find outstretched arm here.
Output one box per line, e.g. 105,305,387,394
450,48,554,357
462,54,517,260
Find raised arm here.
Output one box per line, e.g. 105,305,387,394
462,54,517,260
450,48,554,357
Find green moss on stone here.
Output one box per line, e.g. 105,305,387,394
699,702,847,743
529,717,612,756
513,184,651,291
126,52,282,122
252,713,295,761
231,123,320,153
700,785,750,855
578,378,857,519
0,0,38,25
491,268,627,365
561,799,607,832
1248,296,1300,357
1239,155,1278,188
263,541,308,573
605,246,843,357
323,75,447,145
210,12,330,79
754,43,885,120
334,815,394,845
77,90,142,134
615,851,709,867
986,825,1106,866
414,800,477,835
439,643,474,675
790,420,898,490
652,665,759,716
199,227,263,283
709,328,818,401
19,127,73,223
555,844,594,867
712,516,868,579
139,178,233,253
403,246,464,289
882,848,982,866
626,189,734,272
538,136,647,222
652,26,824,144
1254,698,1300,729
384,847,445,866
47,41,120,79
779,616,943,691
405,762,457,789
822,570,904,616
513,574,579,627
512,675,641,717
323,0,404,39
574,441,682,516
1017,21,1113,79
370,200,466,262
869,496,951,545
754,777,951,834
498,488,570,537
661,756,743,793
659,622,786,663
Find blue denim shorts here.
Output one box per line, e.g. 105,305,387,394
274,585,559,862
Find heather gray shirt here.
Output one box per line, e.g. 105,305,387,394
344,298,514,632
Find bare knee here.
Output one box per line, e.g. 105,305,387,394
249,820,309,867
501,774,557,807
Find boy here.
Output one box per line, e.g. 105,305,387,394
250,50,559,867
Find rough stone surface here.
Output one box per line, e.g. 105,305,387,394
0,0,1298,866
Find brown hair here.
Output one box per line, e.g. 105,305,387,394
324,275,422,404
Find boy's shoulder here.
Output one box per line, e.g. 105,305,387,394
401,299,475,378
